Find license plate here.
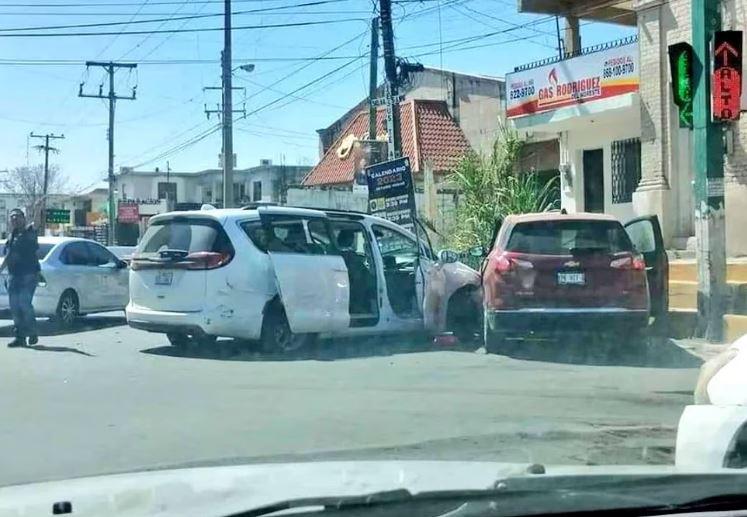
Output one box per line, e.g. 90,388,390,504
155,271,173,286
557,272,585,285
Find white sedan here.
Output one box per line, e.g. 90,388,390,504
675,333,747,469
0,237,129,327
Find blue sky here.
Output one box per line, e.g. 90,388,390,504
0,0,634,192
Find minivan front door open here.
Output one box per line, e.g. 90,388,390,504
259,212,350,334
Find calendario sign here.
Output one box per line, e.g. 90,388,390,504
712,30,743,121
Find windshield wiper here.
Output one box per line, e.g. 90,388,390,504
225,488,415,517
224,473,747,517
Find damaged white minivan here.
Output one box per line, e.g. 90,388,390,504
126,206,481,352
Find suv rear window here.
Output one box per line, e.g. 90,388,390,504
506,220,633,255
137,218,233,256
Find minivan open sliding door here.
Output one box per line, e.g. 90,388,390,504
258,212,350,334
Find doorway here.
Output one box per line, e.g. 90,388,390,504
583,149,604,213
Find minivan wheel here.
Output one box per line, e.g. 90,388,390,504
167,333,190,348
167,333,217,348
446,288,481,344
261,306,312,353
55,290,79,328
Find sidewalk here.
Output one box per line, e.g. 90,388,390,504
673,338,728,362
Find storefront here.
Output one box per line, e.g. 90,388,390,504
506,38,641,222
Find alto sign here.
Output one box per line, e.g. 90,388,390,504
712,30,743,121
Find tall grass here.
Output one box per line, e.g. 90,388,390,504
447,127,559,251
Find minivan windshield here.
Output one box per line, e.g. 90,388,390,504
506,220,634,255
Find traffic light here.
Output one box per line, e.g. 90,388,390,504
668,42,694,128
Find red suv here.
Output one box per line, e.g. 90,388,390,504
481,212,668,353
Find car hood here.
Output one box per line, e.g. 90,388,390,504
0,460,704,517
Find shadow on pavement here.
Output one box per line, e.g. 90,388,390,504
141,334,478,362
23,344,95,357
497,336,703,369
0,315,126,338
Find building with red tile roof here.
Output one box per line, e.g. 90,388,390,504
303,100,472,187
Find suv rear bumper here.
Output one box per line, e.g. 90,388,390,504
485,308,649,334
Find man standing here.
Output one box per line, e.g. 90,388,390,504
0,208,40,347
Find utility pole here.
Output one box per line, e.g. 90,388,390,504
79,61,137,245
222,0,234,208
378,0,402,159
29,132,64,232
368,17,379,140
692,0,727,342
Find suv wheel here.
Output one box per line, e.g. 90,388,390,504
261,305,312,354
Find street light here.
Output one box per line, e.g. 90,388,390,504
238,64,255,73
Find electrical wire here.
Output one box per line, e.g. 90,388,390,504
448,3,556,50
130,56,364,167
0,0,357,32
0,18,367,37
0,0,315,6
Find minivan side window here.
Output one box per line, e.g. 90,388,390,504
242,216,337,255
372,225,418,268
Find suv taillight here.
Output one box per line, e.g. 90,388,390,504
494,254,513,274
185,251,233,270
493,253,532,275
610,255,646,271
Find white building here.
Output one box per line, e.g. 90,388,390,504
117,160,310,208
512,0,747,256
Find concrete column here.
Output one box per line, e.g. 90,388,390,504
563,16,581,55
632,0,672,245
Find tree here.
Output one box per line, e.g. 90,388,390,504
1,164,69,226
447,126,559,251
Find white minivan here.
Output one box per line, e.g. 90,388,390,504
126,206,481,352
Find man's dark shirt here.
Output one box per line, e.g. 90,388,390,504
4,225,40,276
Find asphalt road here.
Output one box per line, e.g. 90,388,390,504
0,315,703,487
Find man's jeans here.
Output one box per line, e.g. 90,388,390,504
8,273,38,339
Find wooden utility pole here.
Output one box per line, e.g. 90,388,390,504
79,61,137,245
29,132,64,232
692,0,727,342
378,0,402,159
368,16,379,140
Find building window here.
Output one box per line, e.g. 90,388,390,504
253,181,262,202
157,182,177,202
204,188,212,202
611,138,641,204
234,183,246,203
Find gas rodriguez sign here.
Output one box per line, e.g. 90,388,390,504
506,42,639,118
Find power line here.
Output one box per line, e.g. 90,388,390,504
0,8,371,15
0,0,312,6
0,18,555,65
0,0,355,32
130,56,364,167
0,17,367,37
